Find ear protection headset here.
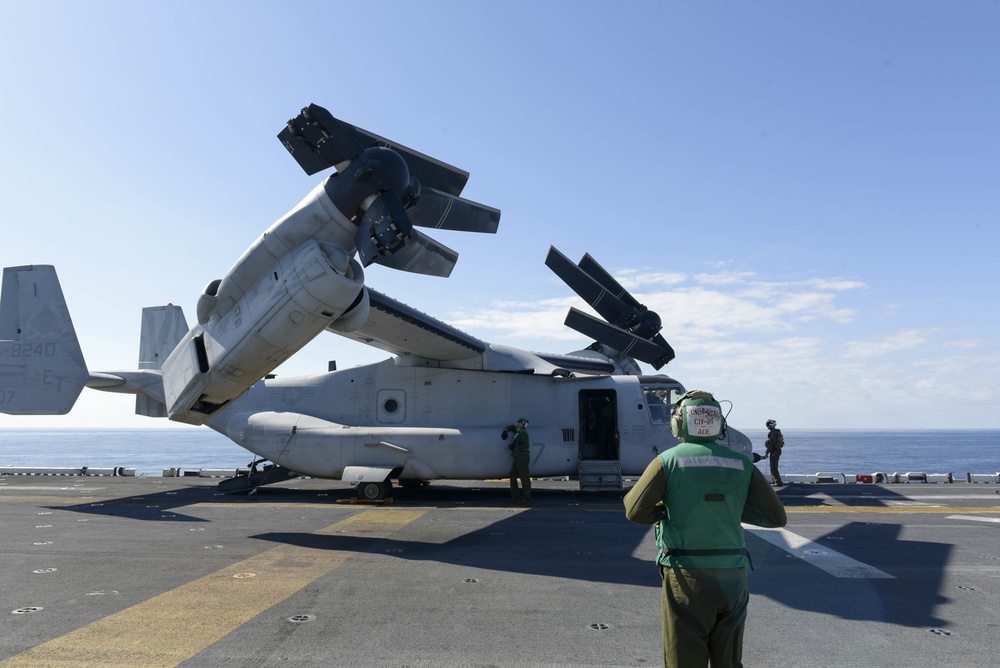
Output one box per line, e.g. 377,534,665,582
670,390,727,442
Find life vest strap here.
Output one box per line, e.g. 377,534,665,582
660,547,754,570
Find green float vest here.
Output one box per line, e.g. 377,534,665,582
511,429,529,455
655,442,754,569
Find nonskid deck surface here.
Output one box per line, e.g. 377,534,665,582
1,476,998,667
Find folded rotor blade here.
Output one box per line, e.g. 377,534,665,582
371,228,459,278
280,103,499,279
354,192,414,269
545,247,632,325
564,308,674,369
547,245,675,369
278,104,367,175
406,186,500,234
352,128,470,196
354,193,459,277
578,253,642,310
279,104,471,197
649,332,675,365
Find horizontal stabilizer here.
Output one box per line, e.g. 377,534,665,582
0,265,88,414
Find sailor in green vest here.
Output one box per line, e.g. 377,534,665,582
624,390,786,667
504,418,531,504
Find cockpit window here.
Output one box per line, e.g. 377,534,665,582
641,383,684,424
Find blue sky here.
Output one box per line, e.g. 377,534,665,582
1,1,998,429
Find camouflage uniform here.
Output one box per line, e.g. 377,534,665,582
508,423,531,503
765,423,784,486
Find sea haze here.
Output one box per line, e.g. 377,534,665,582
0,428,997,478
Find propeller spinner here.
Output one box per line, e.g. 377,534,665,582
278,104,500,277
546,246,675,369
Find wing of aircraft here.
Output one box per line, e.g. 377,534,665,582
329,287,620,375
331,288,487,362
323,247,674,377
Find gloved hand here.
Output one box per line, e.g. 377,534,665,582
501,429,509,440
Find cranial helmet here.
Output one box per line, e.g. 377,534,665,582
766,419,777,428
670,390,726,443
517,418,529,426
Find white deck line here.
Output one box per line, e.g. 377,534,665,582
945,514,1000,524
746,526,895,579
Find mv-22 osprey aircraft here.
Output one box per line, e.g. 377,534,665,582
0,104,751,499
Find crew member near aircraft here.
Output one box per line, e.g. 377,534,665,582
764,419,784,486
503,418,531,504
624,390,786,668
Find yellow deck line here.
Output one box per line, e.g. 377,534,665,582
786,505,1000,513
1,509,426,668
3,494,998,515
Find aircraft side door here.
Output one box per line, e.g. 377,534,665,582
578,389,617,461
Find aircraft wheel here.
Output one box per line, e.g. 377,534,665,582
357,481,389,500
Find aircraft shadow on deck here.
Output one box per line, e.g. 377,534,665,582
252,487,659,588
749,521,951,628
772,482,947,507
750,483,954,628
49,485,222,522
50,482,956,627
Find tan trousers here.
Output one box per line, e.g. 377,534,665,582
660,566,748,667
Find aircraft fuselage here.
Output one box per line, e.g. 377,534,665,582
205,358,751,482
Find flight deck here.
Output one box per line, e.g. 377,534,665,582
2,475,999,667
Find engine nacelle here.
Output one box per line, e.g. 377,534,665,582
161,240,368,424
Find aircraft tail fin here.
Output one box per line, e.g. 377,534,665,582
0,265,89,414
135,305,189,417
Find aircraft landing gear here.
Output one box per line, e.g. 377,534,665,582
356,480,392,501
217,461,297,494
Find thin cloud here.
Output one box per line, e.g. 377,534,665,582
436,266,997,427
693,271,759,286
842,329,928,359
614,269,688,290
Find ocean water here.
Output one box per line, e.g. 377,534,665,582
0,429,251,476
740,428,999,478
1,428,998,477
